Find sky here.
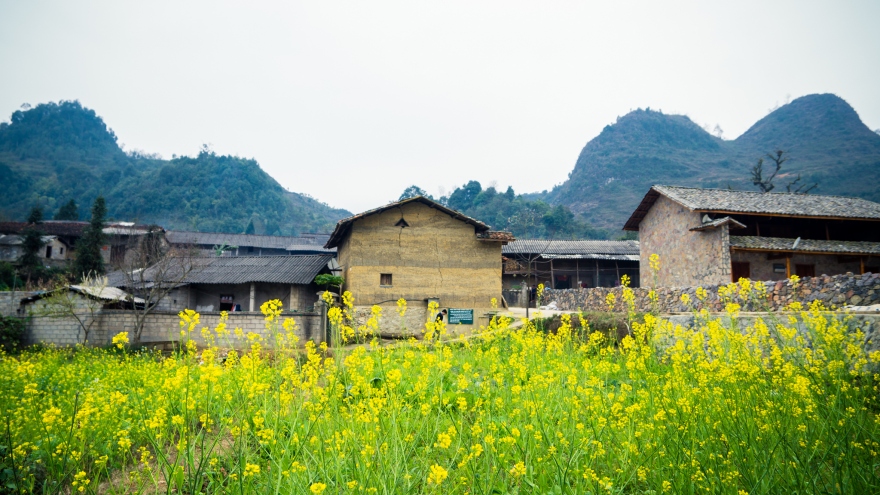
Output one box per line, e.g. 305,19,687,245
1,1,878,213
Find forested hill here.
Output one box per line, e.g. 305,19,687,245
0,101,350,234
546,94,880,230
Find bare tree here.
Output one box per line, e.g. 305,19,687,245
30,275,109,343
751,150,817,194
112,226,198,343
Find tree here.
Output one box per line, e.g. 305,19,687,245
114,227,197,343
314,274,344,294
751,150,817,194
398,185,432,201
32,275,108,343
18,207,46,285
73,197,107,280
53,199,79,220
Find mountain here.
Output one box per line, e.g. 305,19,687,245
0,101,350,234
547,94,880,231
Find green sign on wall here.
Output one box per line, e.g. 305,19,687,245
447,308,474,325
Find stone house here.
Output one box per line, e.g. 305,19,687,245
106,254,334,313
324,196,513,333
624,185,880,287
0,234,72,267
502,239,640,302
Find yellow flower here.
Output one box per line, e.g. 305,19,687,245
510,461,527,477
243,462,261,477
427,464,449,484
435,432,452,449
649,253,660,271
310,482,327,493
112,331,129,349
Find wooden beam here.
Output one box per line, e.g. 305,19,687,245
766,252,792,260
732,247,880,257
861,257,866,275
694,210,880,222
785,257,791,278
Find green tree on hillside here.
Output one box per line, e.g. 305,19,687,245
399,185,432,201
19,207,46,284
73,197,107,280
53,199,79,220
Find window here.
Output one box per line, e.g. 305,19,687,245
219,294,234,311
773,263,786,273
60,247,64,255
795,264,815,277
731,262,750,282
45,246,52,258
380,273,392,286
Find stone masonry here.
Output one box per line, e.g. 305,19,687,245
544,271,880,313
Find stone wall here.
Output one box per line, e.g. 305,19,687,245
544,271,880,313
24,309,323,348
0,291,37,316
639,195,731,287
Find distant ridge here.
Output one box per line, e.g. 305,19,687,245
0,101,350,234
547,93,880,231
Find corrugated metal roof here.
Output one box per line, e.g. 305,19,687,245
106,255,333,287
503,239,640,256
325,196,490,248
21,285,144,305
729,236,880,255
624,185,880,230
540,254,640,261
166,231,332,252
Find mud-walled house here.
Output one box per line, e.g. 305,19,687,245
323,196,514,334
624,185,880,287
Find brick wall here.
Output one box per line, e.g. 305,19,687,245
544,271,880,313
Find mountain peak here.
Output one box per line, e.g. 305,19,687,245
735,93,880,153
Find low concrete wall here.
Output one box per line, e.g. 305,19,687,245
544,272,880,313
24,310,323,348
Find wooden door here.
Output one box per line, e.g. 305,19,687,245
731,262,750,282
795,264,815,277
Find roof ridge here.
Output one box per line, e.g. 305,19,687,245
654,184,876,201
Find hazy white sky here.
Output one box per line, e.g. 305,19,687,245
1,1,878,213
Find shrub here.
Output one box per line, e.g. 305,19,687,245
0,314,26,351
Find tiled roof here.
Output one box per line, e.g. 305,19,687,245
729,236,880,255
0,221,88,237
0,221,158,237
0,235,60,246
624,185,880,230
166,231,332,252
503,240,640,257
325,196,490,248
476,231,516,242
106,255,333,287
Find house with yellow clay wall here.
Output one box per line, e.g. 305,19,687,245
323,196,513,334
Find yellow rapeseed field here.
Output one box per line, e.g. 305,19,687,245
1,272,879,494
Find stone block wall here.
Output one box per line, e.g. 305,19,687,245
639,195,731,287
543,271,880,313
0,291,37,316
24,309,323,348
